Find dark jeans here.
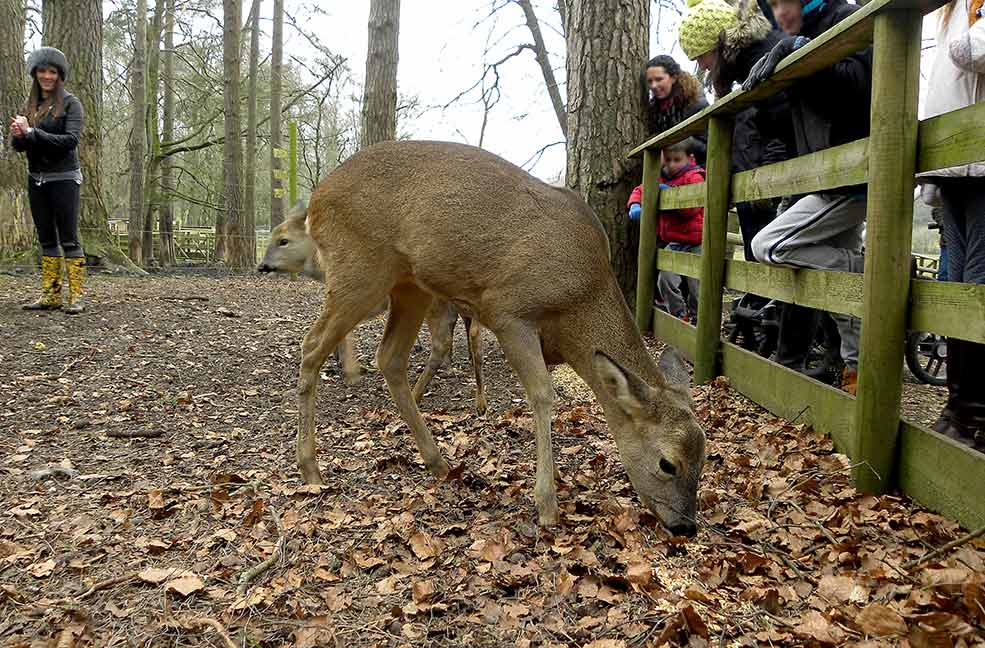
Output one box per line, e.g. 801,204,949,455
940,178,985,285
28,179,83,258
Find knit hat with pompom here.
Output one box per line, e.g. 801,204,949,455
678,0,738,60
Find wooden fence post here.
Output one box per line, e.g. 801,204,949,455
693,116,734,383
635,150,661,333
854,10,922,492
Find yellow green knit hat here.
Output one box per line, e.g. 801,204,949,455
679,0,738,60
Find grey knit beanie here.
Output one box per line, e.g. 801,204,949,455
27,47,69,81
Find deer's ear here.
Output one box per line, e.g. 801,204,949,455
657,346,691,388
593,351,651,419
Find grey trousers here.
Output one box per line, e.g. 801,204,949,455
658,243,700,319
750,193,866,369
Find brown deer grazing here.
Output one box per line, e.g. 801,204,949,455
296,141,705,535
257,208,486,413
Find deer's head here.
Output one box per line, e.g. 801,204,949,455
257,206,314,275
593,348,705,537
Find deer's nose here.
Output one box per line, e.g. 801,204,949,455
257,263,273,273
668,521,697,538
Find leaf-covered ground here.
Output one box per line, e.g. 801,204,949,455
0,273,982,648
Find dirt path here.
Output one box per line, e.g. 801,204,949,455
0,274,981,647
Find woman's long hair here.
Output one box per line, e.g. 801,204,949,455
641,55,703,135
23,73,65,126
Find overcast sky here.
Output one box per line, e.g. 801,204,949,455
296,0,692,181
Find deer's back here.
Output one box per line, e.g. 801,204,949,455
308,141,613,316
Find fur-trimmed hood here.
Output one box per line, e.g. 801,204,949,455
720,0,772,67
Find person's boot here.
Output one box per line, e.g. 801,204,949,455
63,257,86,314
941,340,985,450
22,256,63,310
804,314,843,384
932,338,961,434
840,367,858,396
773,303,818,371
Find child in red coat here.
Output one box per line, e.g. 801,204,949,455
628,138,706,321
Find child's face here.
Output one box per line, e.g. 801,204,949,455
769,0,803,35
663,150,691,177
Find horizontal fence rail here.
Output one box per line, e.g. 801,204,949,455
633,0,985,529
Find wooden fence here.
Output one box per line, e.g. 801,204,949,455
630,0,985,528
111,225,271,264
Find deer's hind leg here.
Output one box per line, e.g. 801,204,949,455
411,300,456,406
491,321,558,526
298,284,388,485
379,286,450,479
465,317,487,415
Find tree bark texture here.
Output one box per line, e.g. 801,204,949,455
564,0,648,303
159,0,176,265
0,0,32,261
220,0,247,267
360,0,400,148
243,0,260,265
269,0,284,226
517,0,566,139
128,0,147,264
43,0,136,269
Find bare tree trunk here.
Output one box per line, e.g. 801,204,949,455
269,0,284,225
128,0,147,264
0,0,32,263
360,0,400,148
517,0,566,139
220,0,247,267
243,0,260,266
142,0,166,263
565,0,648,303
159,0,176,266
43,0,138,270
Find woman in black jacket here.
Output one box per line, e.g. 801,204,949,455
641,55,708,141
11,47,86,313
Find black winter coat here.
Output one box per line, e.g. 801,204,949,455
716,28,794,173
12,91,83,175
788,0,872,157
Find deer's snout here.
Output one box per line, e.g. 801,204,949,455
257,263,274,273
667,520,697,538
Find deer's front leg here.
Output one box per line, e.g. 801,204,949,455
493,322,558,526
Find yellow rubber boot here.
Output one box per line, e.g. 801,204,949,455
22,256,63,310
64,257,86,314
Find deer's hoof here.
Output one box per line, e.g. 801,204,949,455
475,394,488,416
343,370,363,386
429,459,450,480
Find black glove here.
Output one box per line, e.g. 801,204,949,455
742,35,810,91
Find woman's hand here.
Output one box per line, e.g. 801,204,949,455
13,115,30,134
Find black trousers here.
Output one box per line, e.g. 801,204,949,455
28,179,84,258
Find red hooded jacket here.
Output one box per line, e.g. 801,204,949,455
628,163,705,246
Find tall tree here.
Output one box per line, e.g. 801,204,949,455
360,0,400,148
158,0,176,265
142,0,166,262
128,0,147,264
220,0,247,266
0,0,32,261
269,0,284,225
564,0,648,301
243,0,260,265
43,0,137,268
517,0,566,138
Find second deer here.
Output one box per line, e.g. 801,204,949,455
257,208,487,414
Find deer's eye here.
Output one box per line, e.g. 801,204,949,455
278,238,289,246
659,458,678,476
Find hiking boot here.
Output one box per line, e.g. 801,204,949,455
63,257,86,314
22,256,63,310
840,367,858,396
773,303,818,370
